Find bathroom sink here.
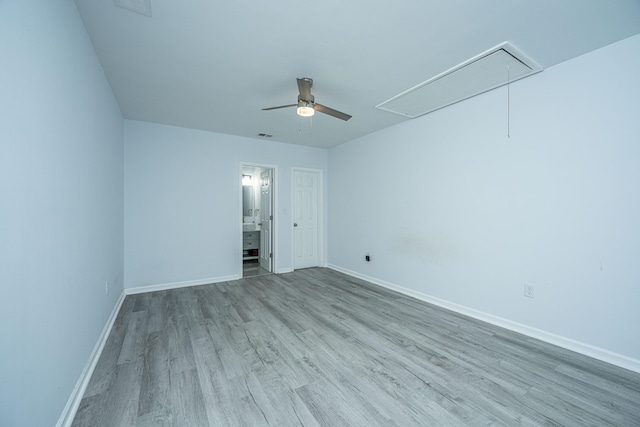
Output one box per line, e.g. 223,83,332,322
243,223,260,231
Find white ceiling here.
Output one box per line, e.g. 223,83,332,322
74,0,640,148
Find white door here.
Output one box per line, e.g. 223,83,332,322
293,169,320,270
259,169,273,272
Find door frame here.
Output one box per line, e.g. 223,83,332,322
239,162,277,278
291,167,324,270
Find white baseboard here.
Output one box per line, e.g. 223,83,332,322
57,273,239,425
125,274,240,295
56,291,126,427
328,264,640,374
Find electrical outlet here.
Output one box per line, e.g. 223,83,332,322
524,284,535,298
105,281,109,295
365,254,370,262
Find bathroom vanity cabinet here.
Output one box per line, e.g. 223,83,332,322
243,231,259,260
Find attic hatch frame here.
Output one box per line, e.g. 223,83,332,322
375,42,542,118
113,0,152,17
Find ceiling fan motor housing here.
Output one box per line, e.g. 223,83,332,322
298,95,314,104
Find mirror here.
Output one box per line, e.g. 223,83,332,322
242,186,254,217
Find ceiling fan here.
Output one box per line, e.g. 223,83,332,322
262,78,352,121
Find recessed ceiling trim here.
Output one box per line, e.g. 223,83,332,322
376,42,542,118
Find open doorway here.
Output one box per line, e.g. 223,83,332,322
241,164,275,278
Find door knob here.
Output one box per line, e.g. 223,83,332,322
293,223,298,227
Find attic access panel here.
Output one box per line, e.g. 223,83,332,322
376,42,542,118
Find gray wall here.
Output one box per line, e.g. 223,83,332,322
0,1,124,426
124,120,328,289
2,1,638,424
328,35,640,361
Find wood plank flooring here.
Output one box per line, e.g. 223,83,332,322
243,260,271,278
72,268,640,426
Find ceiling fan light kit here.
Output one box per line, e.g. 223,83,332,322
297,101,315,117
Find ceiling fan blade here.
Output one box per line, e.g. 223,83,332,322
262,104,297,111
296,78,313,101
314,103,352,121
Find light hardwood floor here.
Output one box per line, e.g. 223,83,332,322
72,268,640,426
